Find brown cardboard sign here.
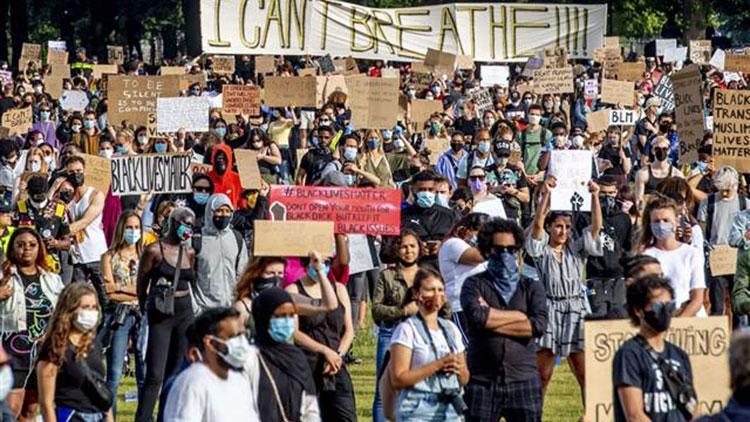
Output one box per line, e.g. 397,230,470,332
92,64,118,80
532,67,573,94
410,99,443,127
107,46,125,65
672,65,704,164
234,149,262,189
45,62,70,99
586,109,611,133
424,48,456,73
689,40,712,64
80,153,112,195
255,56,276,74
107,75,181,127
222,85,261,116
46,49,68,66
713,89,750,172
725,54,750,74
19,43,41,67
212,55,235,74
600,79,635,106
262,76,317,107
347,76,400,129
253,220,334,257
1,107,32,137
709,244,738,276
178,73,207,91
161,66,186,76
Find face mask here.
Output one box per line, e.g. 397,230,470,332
215,127,227,138
213,335,252,369
544,101,554,109
193,192,210,204
176,224,193,240
487,249,520,303
497,156,509,167
117,145,128,155
252,141,263,149
523,99,533,107
99,149,113,159
307,263,330,282
659,123,671,133
154,143,167,153
367,139,379,150
429,122,440,135
29,161,41,172
408,89,416,98
137,135,149,145
469,178,486,194
33,85,42,94
212,215,232,231
554,135,568,148
418,294,443,313
695,161,709,173
654,149,668,162
431,85,440,95
83,120,96,130
268,316,296,344
434,193,449,208
40,111,50,121
393,139,405,152
343,174,357,186
71,124,81,133
98,116,107,131
415,191,435,208
650,222,675,241
71,172,85,188
484,118,495,128
74,309,99,332
600,195,617,215
571,136,584,149
468,234,478,247
382,130,392,140
252,276,283,296
343,146,358,161
124,228,141,245
425,94,434,101
528,115,541,125
477,142,490,154
450,142,463,152
0,365,13,402
215,160,227,174
643,300,676,332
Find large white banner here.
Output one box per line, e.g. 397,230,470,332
199,0,607,62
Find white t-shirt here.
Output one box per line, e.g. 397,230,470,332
438,237,486,312
163,362,259,422
391,317,465,372
644,244,707,317
472,195,507,219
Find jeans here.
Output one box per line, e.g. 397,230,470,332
73,262,106,307
96,306,144,419
372,324,394,422
396,390,461,422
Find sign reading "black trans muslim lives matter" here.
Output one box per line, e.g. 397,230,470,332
110,153,193,196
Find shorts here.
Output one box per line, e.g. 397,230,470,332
300,110,316,130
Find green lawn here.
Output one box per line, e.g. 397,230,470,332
115,323,584,421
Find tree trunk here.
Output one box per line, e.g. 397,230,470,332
682,0,707,43
162,26,177,62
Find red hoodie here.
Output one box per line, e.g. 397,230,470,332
207,143,242,207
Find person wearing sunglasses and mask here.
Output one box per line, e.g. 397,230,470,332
635,136,684,210
467,167,506,219
613,276,697,422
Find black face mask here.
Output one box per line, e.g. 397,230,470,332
212,215,231,231
450,143,463,152
408,165,421,176
71,173,85,187
643,300,675,332
252,276,283,296
600,195,617,215
659,123,671,133
654,149,668,162
215,160,227,175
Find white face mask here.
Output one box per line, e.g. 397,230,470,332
212,335,252,369
29,161,41,172
99,149,113,159
74,309,99,332
528,115,541,125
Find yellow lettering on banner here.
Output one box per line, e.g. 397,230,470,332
511,6,549,58
573,7,579,54
489,6,507,61
262,0,286,48
320,0,339,50
371,10,396,55
350,7,375,52
240,0,261,48
456,6,486,57
438,7,464,55
396,9,431,60
286,0,307,49
208,0,231,47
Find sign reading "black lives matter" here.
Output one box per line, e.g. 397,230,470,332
110,153,193,196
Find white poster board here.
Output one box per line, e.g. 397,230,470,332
655,39,677,57
59,90,90,112
608,109,637,126
156,97,210,133
548,150,593,212
348,234,378,275
480,65,509,87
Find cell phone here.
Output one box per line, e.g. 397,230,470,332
679,214,687,242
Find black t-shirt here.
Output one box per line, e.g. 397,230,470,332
300,149,334,185
38,339,107,413
491,166,528,221
576,210,633,278
613,338,693,422
599,145,632,176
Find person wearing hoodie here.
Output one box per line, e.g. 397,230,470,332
194,194,249,312
207,144,242,208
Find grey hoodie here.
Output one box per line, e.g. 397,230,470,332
193,193,249,312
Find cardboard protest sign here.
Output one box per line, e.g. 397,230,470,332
710,245,738,276
107,46,124,65
348,234,378,274
317,55,335,74
469,87,494,116
46,49,68,66
160,66,186,75
81,154,112,194
108,75,181,127
456,55,474,70
1,107,32,137
254,220,334,257
233,149,262,189
586,109,610,133
380,68,399,79
584,317,731,422
600,79,634,106
604,36,619,49
652,75,675,113
412,71,433,91
410,99,443,127
663,46,687,64
178,73,207,90
211,55,235,74
424,137,450,164
608,110,636,126
424,48,456,76
713,89,750,172
317,75,349,107
298,68,317,77
584,79,599,100
655,38,677,56
593,47,622,79
222,85,260,116
263,76,317,107
543,46,568,68
347,77,400,129
110,153,193,196
156,97,210,133
480,65,509,87
617,62,644,82
690,40,712,64
521,53,544,78
45,62,70,98
59,90,90,112
725,54,750,74
19,43,41,67
532,67,573,95
92,64,118,80
269,185,401,236
548,150,593,212
673,65,704,165
255,56,276,74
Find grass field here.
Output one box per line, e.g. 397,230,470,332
115,323,584,421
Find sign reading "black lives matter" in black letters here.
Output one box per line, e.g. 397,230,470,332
111,153,193,196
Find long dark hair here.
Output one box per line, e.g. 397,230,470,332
108,209,143,255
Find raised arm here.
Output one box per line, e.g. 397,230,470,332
589,180,602,239
532,177,554,241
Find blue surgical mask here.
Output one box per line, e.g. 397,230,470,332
98,115,108,131
343,174,357,186
193,192,210,204
137,135,149,145
215,127,227,138
435,193,449,208
343,146,357,161
650,222,675,241
310,137,320,148
84,120,95,129
176,224,193,240
154,143,167,153
415,191,435,208
268,316,295,344
477,142,490,154
117,145,128,155
367,139,379,150
307,264,330,282
40,111,50,121
124,228,141,245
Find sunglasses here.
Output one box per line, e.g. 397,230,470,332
193,186,211,193
468,175,485,180
491,245,518,254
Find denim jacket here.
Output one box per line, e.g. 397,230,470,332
0,267,64,333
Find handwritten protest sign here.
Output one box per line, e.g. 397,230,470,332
424,48,456,76
45,62,70,98
298,68,316,77
178,73,207,90
234,149,262,189
317,55,335,74
586,109,611,133
725,54,750,74
348,234,378,274
584,317,730,422
689,40,712,64
46,49,68,66
92,64,118,80
655,38,677,56
211,55,235,74
600,79,634,106
608,110,636,126
60,90,90,112
108,75,181,127
663,46,687,64
713,89,750,172
222,85,260,116
709,245,738,276
107,46,124,65
410,99,443,126
412,71,433,91
269,186,401,236
156,97,210,133
653,75,675,113
617,62,644,82
532,67,573,94
584,79,598,99
469,87,494,116
1,107,32,137
673,65,704,164
19,43,41,67
255,56,276,74
47,40,66,51
548,150,593,212
254,220,334,257
348,77,400,129
480,65,509,87
317,75,349,107
110,153,193,196
81,154,112,194
710,49,726,70
263,76,317,107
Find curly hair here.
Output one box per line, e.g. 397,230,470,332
1,227,50,285
41,282,100,365
477,217,524,258
626,275,674,326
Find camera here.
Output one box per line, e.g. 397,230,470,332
438,389,468,415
